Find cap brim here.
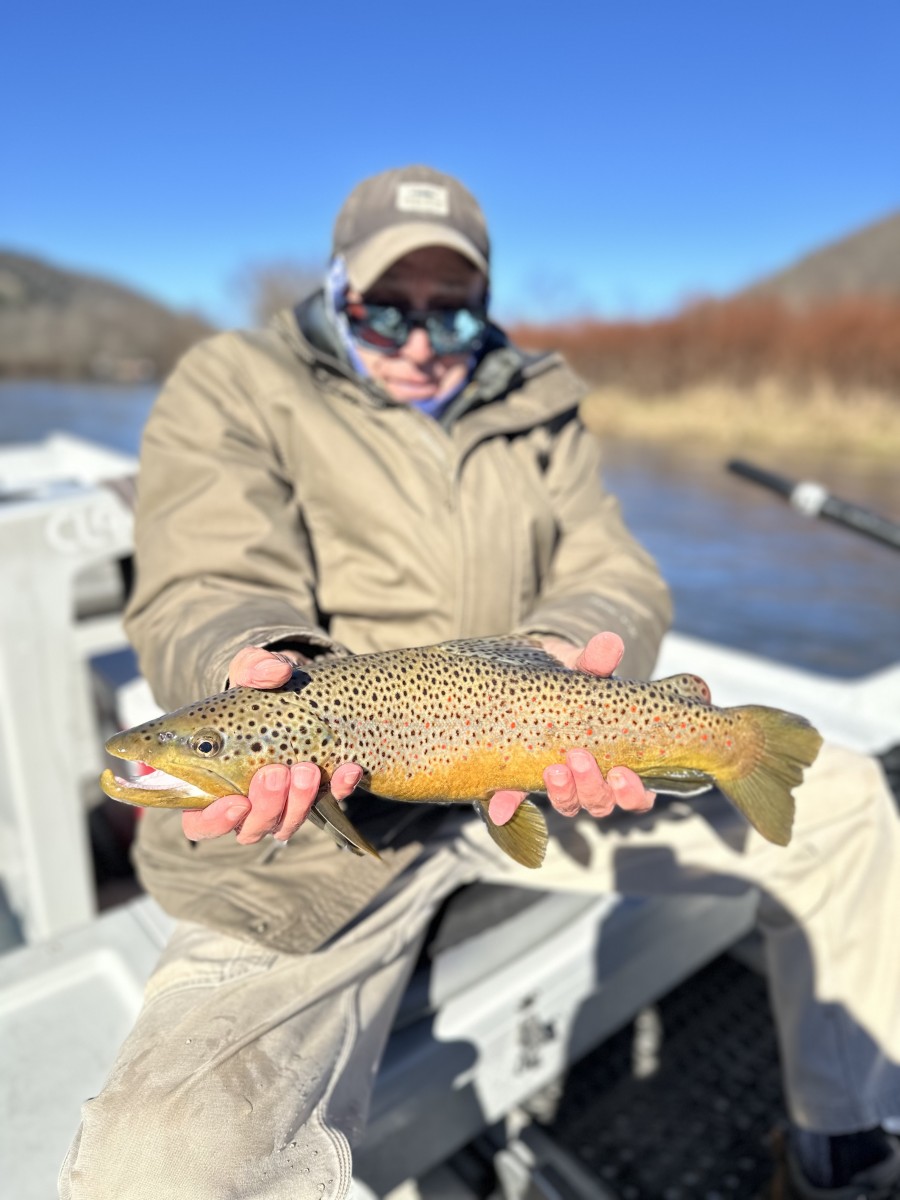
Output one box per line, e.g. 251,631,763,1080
343,223,489,292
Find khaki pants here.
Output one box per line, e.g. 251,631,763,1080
60,743,900,1199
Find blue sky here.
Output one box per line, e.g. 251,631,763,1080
4,1,898,325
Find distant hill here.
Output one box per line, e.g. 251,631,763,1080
744,209,900,308
0,250,214,381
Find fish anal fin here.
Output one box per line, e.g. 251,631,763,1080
311,795,383,861
655,673,713,704
640,770,716,798
477,797,548,869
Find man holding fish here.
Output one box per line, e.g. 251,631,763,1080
61,168,900,1199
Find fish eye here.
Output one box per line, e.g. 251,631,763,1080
190,729,223,757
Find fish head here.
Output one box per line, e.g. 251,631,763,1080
99,681,324,809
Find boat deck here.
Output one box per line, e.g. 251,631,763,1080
532,950,783,1200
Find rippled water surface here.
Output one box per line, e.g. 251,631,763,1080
2,381,897,676
601,439,898,677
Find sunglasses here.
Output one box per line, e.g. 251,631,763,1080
343,300,488,356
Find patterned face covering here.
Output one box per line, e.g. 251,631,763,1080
324,255,371,379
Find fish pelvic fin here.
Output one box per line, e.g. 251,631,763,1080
310,794,383,861
477,797,548,869
717,707,824,846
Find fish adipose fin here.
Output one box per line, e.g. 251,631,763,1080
477,797,548,869
718,707,823,846
310,795,383,861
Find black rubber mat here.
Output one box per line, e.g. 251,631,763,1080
536,953,784,1199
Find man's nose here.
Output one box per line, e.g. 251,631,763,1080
400,326,435,364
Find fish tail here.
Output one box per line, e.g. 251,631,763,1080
716,706,823,845
477,798,548,868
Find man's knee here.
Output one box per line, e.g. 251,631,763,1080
61,1087,241,1199
799,740,896,827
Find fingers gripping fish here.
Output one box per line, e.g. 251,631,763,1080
101,637,823,868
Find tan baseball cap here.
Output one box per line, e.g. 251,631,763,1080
332,165,490,292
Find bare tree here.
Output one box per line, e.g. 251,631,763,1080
232,259,324,326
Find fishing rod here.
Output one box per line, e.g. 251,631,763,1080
727,459,900,552
728,458,900,807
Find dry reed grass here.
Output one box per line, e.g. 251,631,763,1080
510,296,899,456
580,378,900,458
511,296,900,394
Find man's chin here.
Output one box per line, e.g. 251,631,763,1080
385,380,440,403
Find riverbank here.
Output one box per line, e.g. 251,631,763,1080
580,378,900,460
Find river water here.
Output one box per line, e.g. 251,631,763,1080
1,380,897,677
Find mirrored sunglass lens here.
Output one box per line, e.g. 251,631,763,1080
347,305,409,350
367,306,408,341
426,310,486,353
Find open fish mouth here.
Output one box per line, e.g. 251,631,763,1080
99,766,222,809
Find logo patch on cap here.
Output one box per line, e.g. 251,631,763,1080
396,183,450,217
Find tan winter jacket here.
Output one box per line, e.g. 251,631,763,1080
125,297,672,953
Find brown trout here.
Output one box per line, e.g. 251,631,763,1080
100,636,823,867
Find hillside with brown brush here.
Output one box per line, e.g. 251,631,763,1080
509,209,900,454
510,295,900,396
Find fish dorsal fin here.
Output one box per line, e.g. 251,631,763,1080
441,636,570,673
654,673,712,704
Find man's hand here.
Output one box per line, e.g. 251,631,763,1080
487,632,656,827
181,647,363,844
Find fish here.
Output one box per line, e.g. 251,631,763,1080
100,636,823,868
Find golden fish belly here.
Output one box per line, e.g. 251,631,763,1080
348,709,745,803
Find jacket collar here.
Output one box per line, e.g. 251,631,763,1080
269,293,583,441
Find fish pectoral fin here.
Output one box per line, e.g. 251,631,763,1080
477,797,548,869
310,795,383,861
640,770,716,797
